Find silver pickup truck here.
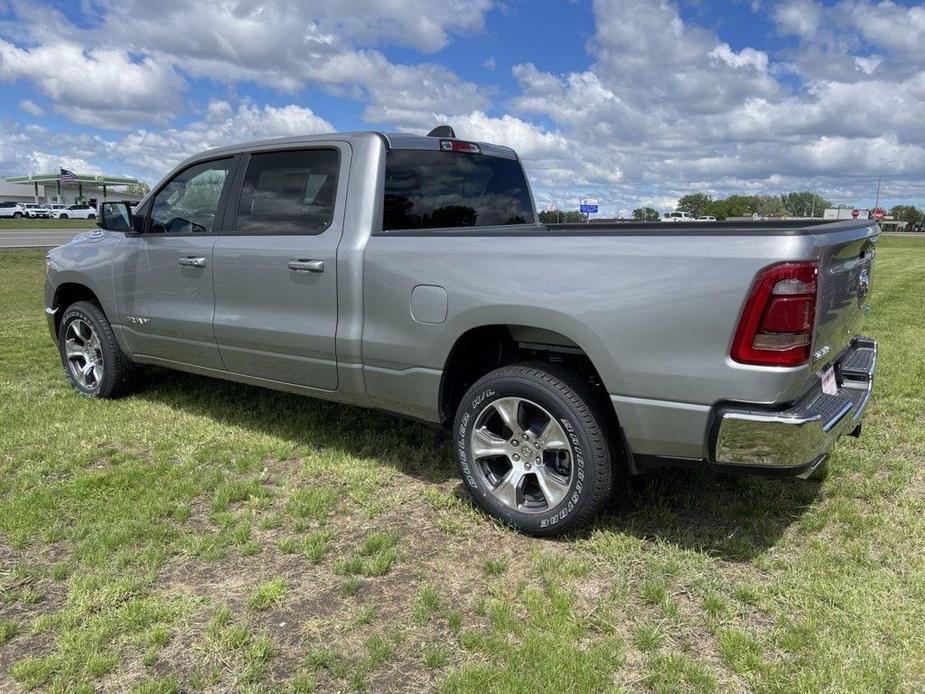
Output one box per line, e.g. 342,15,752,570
44,127,879,535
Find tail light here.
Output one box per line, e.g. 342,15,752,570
731,262,818,366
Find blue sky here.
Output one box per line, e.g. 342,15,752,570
1,0,923,214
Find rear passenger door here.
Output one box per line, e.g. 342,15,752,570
212,145,348,390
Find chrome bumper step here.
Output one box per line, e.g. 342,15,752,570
711,336,877,471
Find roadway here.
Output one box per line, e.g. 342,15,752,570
0,229,87,249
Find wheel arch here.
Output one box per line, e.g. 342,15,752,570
438,322,618,427
52,282,105,335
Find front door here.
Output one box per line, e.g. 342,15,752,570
212,145,346,390
114,157,236,369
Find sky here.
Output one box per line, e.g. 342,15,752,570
0,0,923,216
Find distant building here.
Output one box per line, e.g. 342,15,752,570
823,208,870,220
0,172,145,205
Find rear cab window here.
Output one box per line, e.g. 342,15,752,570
382,148,535,231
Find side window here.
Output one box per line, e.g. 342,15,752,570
234,149,339,235
149,159,232,234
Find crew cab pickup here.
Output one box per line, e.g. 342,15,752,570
44,128,879,535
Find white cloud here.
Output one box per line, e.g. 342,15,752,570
18,98,43,116
0,41,184,128
0,1,493,135
0,101,335,181
710,43,769,71
853,55,882,75
773,0,824,39
497,0,925,212
847,0,925,58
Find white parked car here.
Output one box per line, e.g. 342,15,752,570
696,215,717,222
52,204,97,220
21,203,45,218
0,201,29,218
664,211,695,222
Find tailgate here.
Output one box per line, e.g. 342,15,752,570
810,221,879,372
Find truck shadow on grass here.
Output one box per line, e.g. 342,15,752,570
138,368,821,562
601,469,822,561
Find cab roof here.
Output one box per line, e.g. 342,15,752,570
190,130,518,164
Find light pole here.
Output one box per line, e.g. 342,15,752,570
874,160,896,213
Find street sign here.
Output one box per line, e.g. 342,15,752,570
579,198,599,214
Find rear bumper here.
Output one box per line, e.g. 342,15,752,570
711,336,876,472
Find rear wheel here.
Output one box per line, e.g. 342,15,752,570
58,301,135,398
453,362,615,536
88,213,96,220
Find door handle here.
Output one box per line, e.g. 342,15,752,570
288,259,325,273
178,256,207,268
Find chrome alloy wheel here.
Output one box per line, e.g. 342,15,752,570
469,397,574,513
64,318,104,390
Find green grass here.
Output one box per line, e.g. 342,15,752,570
246,577,287,611
0,218,97,230
1,237,925,691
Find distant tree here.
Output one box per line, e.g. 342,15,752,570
706,195,757,220
890,204,924,226
754,195,789,217
632,207,660,221
126,182,150,196
781,191,831,217
677,193,713,218
538,210,584,224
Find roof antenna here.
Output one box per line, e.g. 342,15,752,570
427,125,456,138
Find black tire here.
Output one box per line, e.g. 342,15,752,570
13,211,22,219
58,301,135,399
453,362,615,536
88,213,96,220
59,214,69,219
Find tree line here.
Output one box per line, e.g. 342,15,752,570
540,191,925,225
660,192,925,225
663,191,833,220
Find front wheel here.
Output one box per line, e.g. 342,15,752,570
453,362,615,536
58,301,135,398
59,214,69,219
13,212,22,219
88,213,96,219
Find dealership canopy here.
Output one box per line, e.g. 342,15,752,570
3,172,141,202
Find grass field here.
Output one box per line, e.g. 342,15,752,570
0,237,923,693
0,220,97,230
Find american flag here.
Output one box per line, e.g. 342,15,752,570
60,168,77,183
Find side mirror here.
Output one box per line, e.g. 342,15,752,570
98,202,135,232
